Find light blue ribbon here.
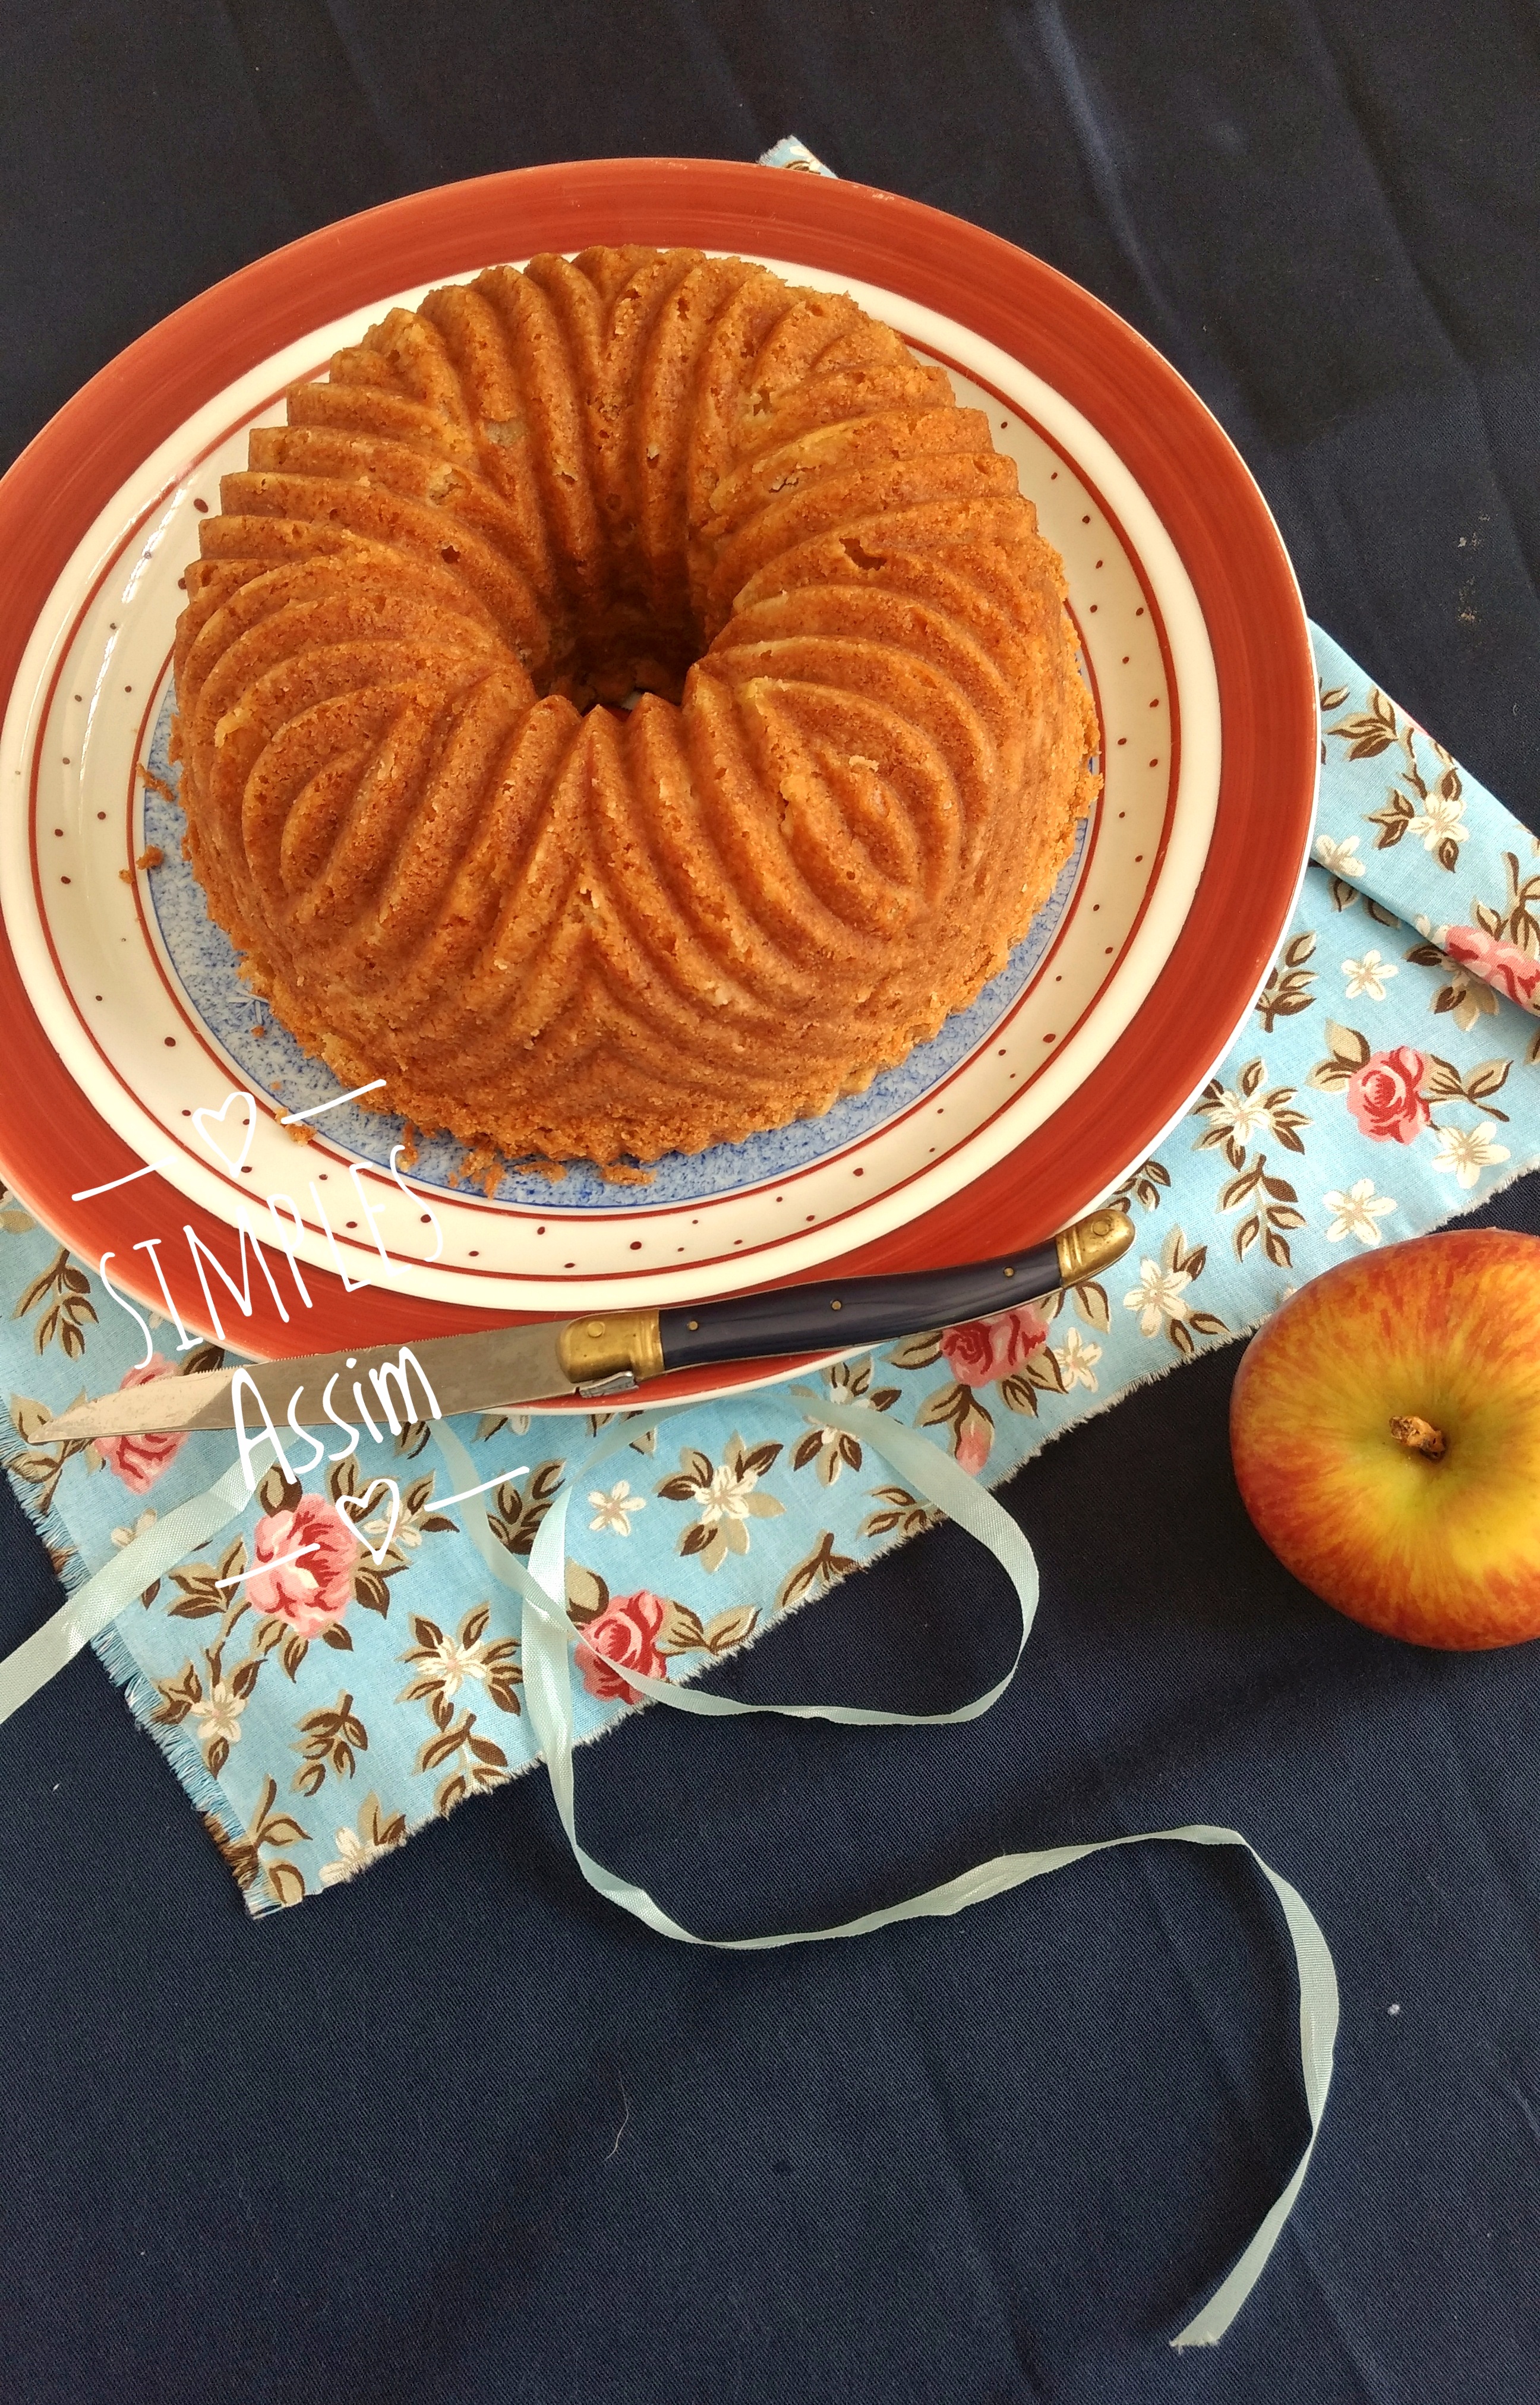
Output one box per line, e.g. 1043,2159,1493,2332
0,1457,253,1729
0,1401,1336,2344
437,1405,1338,2350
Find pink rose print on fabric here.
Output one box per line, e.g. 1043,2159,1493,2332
245,1494,359,1639
954,1421,993,1477
1343,1047,1431,1145
93,1354,188,1494
939,1301,1052,1387
1444,925,1540,1011
577,1589,670,1705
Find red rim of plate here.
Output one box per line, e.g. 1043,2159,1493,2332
0,157,1316,1394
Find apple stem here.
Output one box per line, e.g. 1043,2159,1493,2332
1390,1414,1447,1461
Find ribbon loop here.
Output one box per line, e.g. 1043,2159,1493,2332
0,1395,1336,2345
437,1402,1338,2348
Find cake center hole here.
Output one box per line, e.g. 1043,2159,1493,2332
542,603,700,716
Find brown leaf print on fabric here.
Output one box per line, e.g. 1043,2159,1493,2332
324,1453,421,1617
791,1359,900,1484
859,1485,941,1544
778,1530,860,1612
1255,930,1318,1028
488,1460,565,1559
415,1710,510,1816
1402,937,1501,1031
1418,1053,1512,1121
151,1532,296,1773
6,1391,103,1514
1216,1156,1308,1269
10,1246,97,1361
0,1179,37,1235
1108,1156,1170,1215
292,1692,370,1797
914,1378,995,1471
200,1775,310,1901
1326,689,1468,870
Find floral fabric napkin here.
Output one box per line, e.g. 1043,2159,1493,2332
2,627,1537,1911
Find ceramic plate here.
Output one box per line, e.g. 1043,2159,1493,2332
0,160,1316,1395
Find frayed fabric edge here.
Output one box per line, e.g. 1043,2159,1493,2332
4,1149,1536,1911
0,1417,274,1910
89,1619,285,1915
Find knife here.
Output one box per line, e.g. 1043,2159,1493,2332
40,1205,1135,1444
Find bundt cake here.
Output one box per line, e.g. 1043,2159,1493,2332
172,247,1099,1171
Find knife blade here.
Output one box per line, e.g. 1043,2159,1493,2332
39,1205,1134,1445
43,1321,572,1446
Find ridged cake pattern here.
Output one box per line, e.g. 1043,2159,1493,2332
173,247,1099,1169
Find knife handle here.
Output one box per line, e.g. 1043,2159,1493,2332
651,1205,1134,1378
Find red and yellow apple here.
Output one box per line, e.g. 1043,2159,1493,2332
1230,1228,1540,1647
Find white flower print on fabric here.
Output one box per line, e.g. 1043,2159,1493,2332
1191,1063,1309,1171
1125,1237,1194,1337
1322,1179,1398,1245
1315,832,1364,878
364,1493,428,1551
320,1827,389,1888
415,1631,488,1698
1342,951,1398,1002
1406,790,1469,856
1120,1227,1227,1358
1053,1327,1103,1391
588,1479,647,1536
700,1463,761,1526
656,1436,785,1570
317,1796,408,1889
111,1508,157,1548
398,1605,521,1722
188,1680,245,1751
1199,1084,1274,1148
1429,1121,1511,1189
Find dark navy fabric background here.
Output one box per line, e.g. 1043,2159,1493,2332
2,5,1538,2397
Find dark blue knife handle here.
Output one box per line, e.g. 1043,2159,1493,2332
656,1238,1065,1373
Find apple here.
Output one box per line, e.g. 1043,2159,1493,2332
1229,1228,1540,1648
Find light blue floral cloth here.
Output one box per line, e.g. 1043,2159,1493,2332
2,627,1537,1910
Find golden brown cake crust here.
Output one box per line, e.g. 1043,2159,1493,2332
173,249,1099,1167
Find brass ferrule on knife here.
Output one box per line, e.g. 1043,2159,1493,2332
1053,1205,1135,1287
554,1309,666,1391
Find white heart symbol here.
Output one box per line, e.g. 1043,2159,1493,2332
191,1089,258,1175
336,1478,400,1566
